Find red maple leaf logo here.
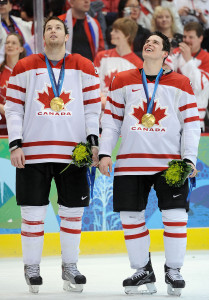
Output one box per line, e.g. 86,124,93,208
104,70,118,89
36,85,73,110
131,99,167,125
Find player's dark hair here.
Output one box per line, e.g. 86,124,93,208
43,16,69,35
148,31,171,54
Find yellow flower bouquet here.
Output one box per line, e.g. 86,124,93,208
162,160,193,187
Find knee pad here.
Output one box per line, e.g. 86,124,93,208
58,205,84,218
21,205,47,221
162,209,188,234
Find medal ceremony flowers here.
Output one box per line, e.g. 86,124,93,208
60,142,92,174
162,160,193,187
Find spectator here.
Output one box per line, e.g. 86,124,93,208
167,22,209,132
102,0,120,13
107,0,150,59
151,6,183,53
0,0,32,63
0,32,25,135
174,0,209,29
139,0,183,34
59,0,105,61
94,17,143,110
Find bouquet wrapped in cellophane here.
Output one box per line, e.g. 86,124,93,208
162,160,193,187
60,142,92,174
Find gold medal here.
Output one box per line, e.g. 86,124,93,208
141,113,155,128
50,97,64,112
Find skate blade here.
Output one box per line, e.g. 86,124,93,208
125,283,157,295
167,284,182,296
63,280,83,293
29,285,39,294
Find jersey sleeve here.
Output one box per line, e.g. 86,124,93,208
99,74,125,156
4,60,26,143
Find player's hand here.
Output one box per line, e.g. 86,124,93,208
179,42,192,62
99,157,112,177
187,162,198,178
91,146,99,167
10,148,25,168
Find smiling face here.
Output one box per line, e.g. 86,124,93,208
155,9,173,31
142,35,168,62
5,34,24,58
43,19,69,48
124,0,140,21
183,30,203,54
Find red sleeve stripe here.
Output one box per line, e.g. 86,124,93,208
122,222,145,229
22,219,44,225
60,216,82,222
164,232,187,238
83,97,100,105
115,167,167,172
104,109,124,121
117,154,181,160
22,141,77,147
6,96,24,105
25,154,72,160
179,103,197,111
60,227,81,234
107,96,125,108
82,84,100,92
7,83,26,93
21,231,44,237
163,222,187,227
124,229,149,240
184,116,200,123
198,108,206,111
199,118,204,121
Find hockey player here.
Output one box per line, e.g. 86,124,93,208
99,31,200,296
5,16,101,294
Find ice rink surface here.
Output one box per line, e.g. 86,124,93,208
0,251,209,300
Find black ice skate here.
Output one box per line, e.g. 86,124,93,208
123,259,157,295
165,265,185,296
62,262,86,293
24,264,42,294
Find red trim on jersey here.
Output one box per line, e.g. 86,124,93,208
7,83,26,93
60,216,82,222
22,219,44,225
6,96,24,105
115,167,167,172
25,154,73,160
179,103,197,112
117,154,181,160
140,3,150,15
107,96,125,108
163,222,187,226
83,97,100,105
21,231,44,237
199,118,204,121
22,141,77,148
164,232,187,238
82,84,100,92
60,227,81,234
122,222,145,229
124,229,149,240
104,109,124,121
184,116,199,123
198,108,206,111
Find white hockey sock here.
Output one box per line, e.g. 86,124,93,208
59,205,84,264
162,209,188,269
120,210,150,269
21,205,47,265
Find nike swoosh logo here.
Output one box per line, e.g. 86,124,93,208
36,72,45,76
81,196,88,200
132,88,141,92
173,194,181,198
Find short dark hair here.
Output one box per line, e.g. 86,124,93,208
43,16,69,35
184,22,204,37
148,31,171,54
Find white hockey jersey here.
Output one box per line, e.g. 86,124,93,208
5,53,101,164
166,48,209,131
99,69,201,176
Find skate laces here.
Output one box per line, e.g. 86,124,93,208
167,268,183,281
25,264,40,278
63,263,81,277
132,267,147,279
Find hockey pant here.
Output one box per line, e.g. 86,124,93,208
21,205,84,265
120,209,188,270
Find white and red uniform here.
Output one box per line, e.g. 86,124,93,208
5,53,101,163
166,48,209,131
0,65,12,135
94,48,143,97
